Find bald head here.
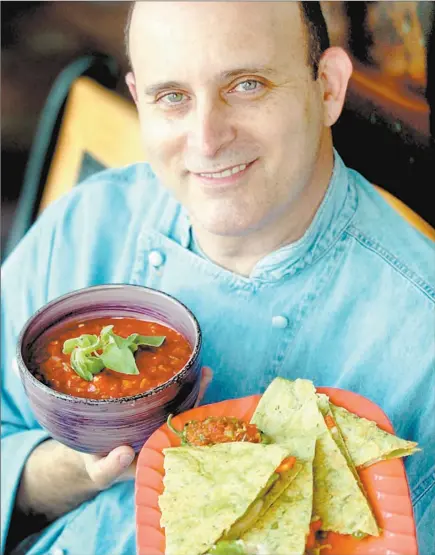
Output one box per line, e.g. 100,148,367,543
125,1,329,79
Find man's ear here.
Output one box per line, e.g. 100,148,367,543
317,47,352,127
125,71,138,105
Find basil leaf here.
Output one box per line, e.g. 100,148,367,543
87,356,105,375
100,325,115,345
112,334,128,349
71,349,104,381
63,325,165,382
99,343,140,375
82,337,102,356
127,342,139,354
129,334,166,348
63,334,99,355
100,325,135,350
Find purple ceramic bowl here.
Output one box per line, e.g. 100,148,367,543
17,284,202,454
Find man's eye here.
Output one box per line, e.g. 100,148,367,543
232,80,263,93
158,92,185,105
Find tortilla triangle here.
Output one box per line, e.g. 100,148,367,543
242,445,315,555
159,442,294,555
316,393,363,486
330,402,420,468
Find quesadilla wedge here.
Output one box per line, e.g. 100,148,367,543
316,394,362,485
159,442,299,555
242,444,315,555
329,402,420,468
251,378,379,538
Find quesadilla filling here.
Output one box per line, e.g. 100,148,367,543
167,415,270,446
210,456,297,552
208,540,270,555
224,456,296,539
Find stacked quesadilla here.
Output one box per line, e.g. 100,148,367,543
158,377,419,555
249,378,379,545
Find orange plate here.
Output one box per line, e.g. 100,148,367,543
135,387,418,555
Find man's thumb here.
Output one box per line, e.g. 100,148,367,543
86,445,135,489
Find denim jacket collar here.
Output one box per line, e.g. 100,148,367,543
250,150,358,280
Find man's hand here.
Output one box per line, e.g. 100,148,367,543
17,367,213,519
81,445,137,490
81,366,213,489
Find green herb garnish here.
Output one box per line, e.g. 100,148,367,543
351,531,367,540
208,540,248,555
62,325,165,382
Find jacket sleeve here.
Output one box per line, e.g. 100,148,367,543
0,165,149,554
0,197,70,554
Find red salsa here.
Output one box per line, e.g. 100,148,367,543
168,416,265,446
31,317,192,400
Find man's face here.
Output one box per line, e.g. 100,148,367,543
128,2,328,237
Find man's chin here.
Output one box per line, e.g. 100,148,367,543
193,217,262,238
188,199,270,237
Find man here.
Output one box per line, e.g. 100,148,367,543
2,2,434,554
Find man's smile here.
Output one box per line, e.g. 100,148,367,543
190,159,258,189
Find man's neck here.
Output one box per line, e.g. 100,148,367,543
191,148,334,277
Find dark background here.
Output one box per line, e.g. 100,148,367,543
1,1,434,256
1,1,131,253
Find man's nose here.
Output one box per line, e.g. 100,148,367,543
186,98,236,158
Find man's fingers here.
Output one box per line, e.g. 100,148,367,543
195,366,213,407
83,368,213,488
84,445,136,489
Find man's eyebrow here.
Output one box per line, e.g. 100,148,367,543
143,67,276,96
144,81,185,96
220,66,276,79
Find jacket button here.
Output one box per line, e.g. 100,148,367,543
148,250,165,268
272,315,289,328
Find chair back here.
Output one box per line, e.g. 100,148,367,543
39,76,143,212
374,185,435,241
3,55,144,259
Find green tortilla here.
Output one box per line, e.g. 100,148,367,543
316,394,362,486
251,378,379,537
159,442,296,555
242,449,315,555
330,402,420,468
313,420,379,536
251,378,323,460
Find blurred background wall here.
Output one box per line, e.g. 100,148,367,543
1,1,434,256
